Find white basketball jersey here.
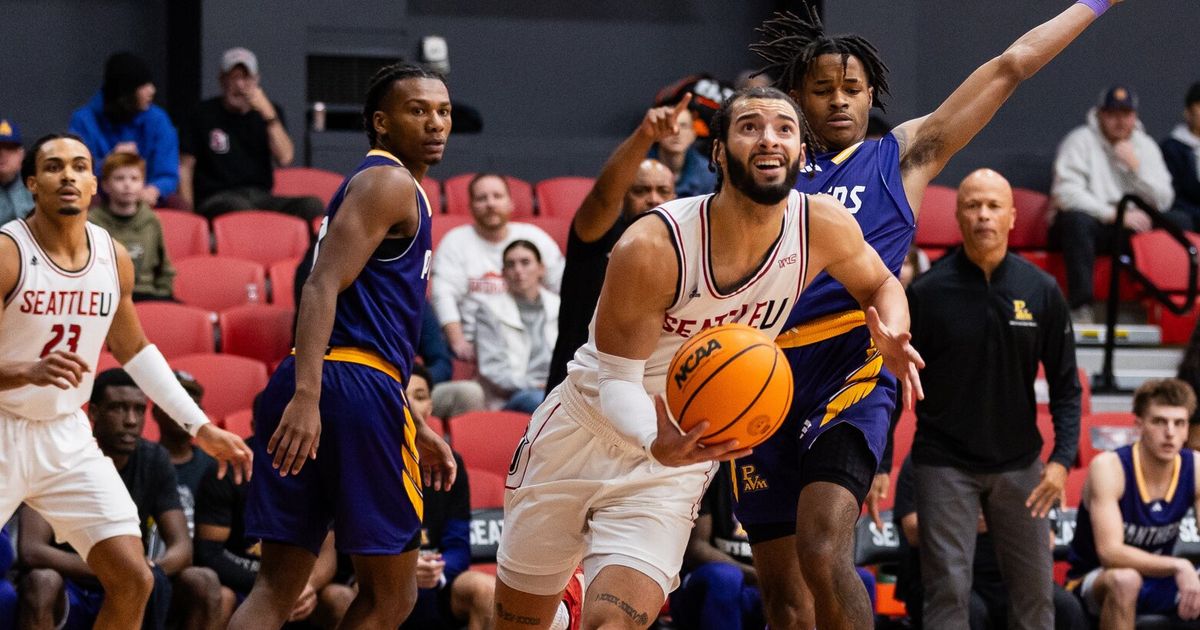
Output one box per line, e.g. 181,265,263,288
567,190,809,398
0,220,120,420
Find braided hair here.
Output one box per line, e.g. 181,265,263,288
362,63,446,146
751,5,891,115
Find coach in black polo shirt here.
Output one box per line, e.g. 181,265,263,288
907,168,1081,630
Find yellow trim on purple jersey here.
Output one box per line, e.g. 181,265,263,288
775,309,866,349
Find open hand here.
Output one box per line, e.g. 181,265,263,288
648,394,752,467
865,307,925,409
196,424,254,484
268,392,321,476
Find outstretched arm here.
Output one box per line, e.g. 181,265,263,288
574,95,691,242
807,195,924,407
896,1,1121,208
106,241,253,483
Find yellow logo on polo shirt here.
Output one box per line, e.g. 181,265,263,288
0,121,11,137
1013,300,1033,321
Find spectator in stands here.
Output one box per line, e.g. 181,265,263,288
892,455,1087,629
546,101,682,392
69,52,178,205
1050,85,1176,323
473,240,559,412
89,152,175,300
152,370,215,537
673,462,765,630
1065,378,1200,627
431,173,563,361
194,425,351,628
0,527,15,629
402,365,496,630
179,47,322,220
1161,83,1200,228
647,104,717,197
908,168,1081,628
18,369,222,630
0,118,32,223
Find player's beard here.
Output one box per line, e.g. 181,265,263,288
725,147,800,205
57,206,83,216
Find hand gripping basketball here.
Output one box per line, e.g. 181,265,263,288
649,394,751,467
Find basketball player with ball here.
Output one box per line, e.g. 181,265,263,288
0,134,251,630
494,86,923,630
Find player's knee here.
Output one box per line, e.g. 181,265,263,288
176,566,222,608
18,569,63,609
1101,568,1143,605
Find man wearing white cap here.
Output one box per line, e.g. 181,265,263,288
179,47,323,220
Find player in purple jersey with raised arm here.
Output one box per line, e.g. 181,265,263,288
734,2,1125,628
230,63,456,630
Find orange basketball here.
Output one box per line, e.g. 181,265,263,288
664,323,793,448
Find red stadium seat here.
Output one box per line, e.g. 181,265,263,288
534,177,595,217
1080,411,1138,466
219,305,294,366
420,176,442,214
469,468,506,510
893,409,917,467
432,214,475,250
1065,466,1089,508
171,353,269,421
141,415,160,442
134,302,215,359
1009,187,1052,250
174,256,266,312
156,209,211,260
96,351,121,374
213,211,311,268
272,167,343,207
1130,230,1200,294
224,408,254,439
425,416,445,438
450,411,530,476
915,185,961,249
443,173,534,218
532,216,573,254
269,258,302,309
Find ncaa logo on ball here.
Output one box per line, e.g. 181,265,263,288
672,339,722,389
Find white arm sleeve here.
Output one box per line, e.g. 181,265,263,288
123,344,210,436
596,350,658,460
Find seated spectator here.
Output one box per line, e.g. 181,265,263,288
546,101,680,392
151,370,215,537
472,240,559,412
1049,85,1175,323
0,118,32,224
18,369,221,630
179,47,322,220
892,455,1086,629
1161,83,1200,228
69,52,178,205
193,423,351,628
0,526,14,629
401,366,495,630
647,105,716,197
1066,378,1200,627
671,462,765,630
431,173,563,361
88,152,175,300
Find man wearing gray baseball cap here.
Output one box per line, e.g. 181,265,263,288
179,47,323,220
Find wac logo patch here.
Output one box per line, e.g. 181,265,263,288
673,339,722,389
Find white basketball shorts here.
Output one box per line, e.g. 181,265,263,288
498,380,716,599
0,410,140,560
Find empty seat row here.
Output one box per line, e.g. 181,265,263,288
157,209,311,268
171,255,298,312
273,167,595,219
135,302,293,367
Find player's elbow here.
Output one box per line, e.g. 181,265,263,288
995,48,1034,84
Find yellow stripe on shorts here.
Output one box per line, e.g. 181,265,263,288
401,406,424,520
775,310,866,349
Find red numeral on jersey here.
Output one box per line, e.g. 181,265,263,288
40,324,82,358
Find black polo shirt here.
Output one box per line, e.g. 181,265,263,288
908,248,1081,472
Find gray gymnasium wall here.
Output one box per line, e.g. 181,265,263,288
2,0,168,145
4,1,1194,191
198,0,777,180
824,1,1199,191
